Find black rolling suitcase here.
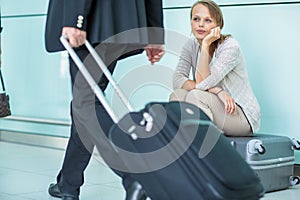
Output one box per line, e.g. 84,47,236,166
60,36,265,200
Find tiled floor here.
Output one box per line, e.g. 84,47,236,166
0,141,125,200
0,141,299,200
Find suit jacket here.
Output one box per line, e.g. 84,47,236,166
45,0,164,52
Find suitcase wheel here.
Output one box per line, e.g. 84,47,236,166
291,138,300,150
248,140,266,155
290,176,300,186
253,141,266,154
256,143,266,154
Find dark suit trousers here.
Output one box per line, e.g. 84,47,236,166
56,47,125,196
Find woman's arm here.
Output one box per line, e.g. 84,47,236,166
173,39,196,89
182,80,196,91
196,27,221,83
195,43,210,83
208,87,237,115
196,38,241,91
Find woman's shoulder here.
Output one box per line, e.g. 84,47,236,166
220,36,240,49
215,36,242,57
183,37,198,49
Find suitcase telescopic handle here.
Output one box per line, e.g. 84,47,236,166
60,35,119,123
60,36,154,132
84,40,134,112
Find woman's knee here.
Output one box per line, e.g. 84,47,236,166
185,89,211,105
185,89,214,120
169,88,188,101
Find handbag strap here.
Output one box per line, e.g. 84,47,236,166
0,69,6,92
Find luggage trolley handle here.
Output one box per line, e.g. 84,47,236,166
84,40,134,112
60,36,153,131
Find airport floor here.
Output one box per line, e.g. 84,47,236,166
0,140,300,200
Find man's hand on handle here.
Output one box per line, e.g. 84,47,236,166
62,27,86,48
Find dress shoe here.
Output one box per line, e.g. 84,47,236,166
48,183,62,198
48,183,79,200
125,181,147,200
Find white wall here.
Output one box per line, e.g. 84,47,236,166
0,0,71,136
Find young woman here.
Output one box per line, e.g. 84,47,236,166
170,0,260,136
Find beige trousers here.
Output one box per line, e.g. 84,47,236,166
169,89,252,136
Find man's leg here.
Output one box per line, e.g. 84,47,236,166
57,122,94,196
49,48,94,199
49,46,146,200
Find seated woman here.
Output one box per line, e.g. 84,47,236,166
170,0,260,136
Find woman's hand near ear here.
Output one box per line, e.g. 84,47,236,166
202,26,221,47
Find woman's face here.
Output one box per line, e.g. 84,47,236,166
191,4,217,41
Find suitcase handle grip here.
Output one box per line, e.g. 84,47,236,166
60,36,154,131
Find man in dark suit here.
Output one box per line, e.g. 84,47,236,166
44,1,164,200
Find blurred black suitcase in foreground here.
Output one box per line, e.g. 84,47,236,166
109,101,265,200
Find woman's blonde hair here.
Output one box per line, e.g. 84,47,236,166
190,0,230,56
